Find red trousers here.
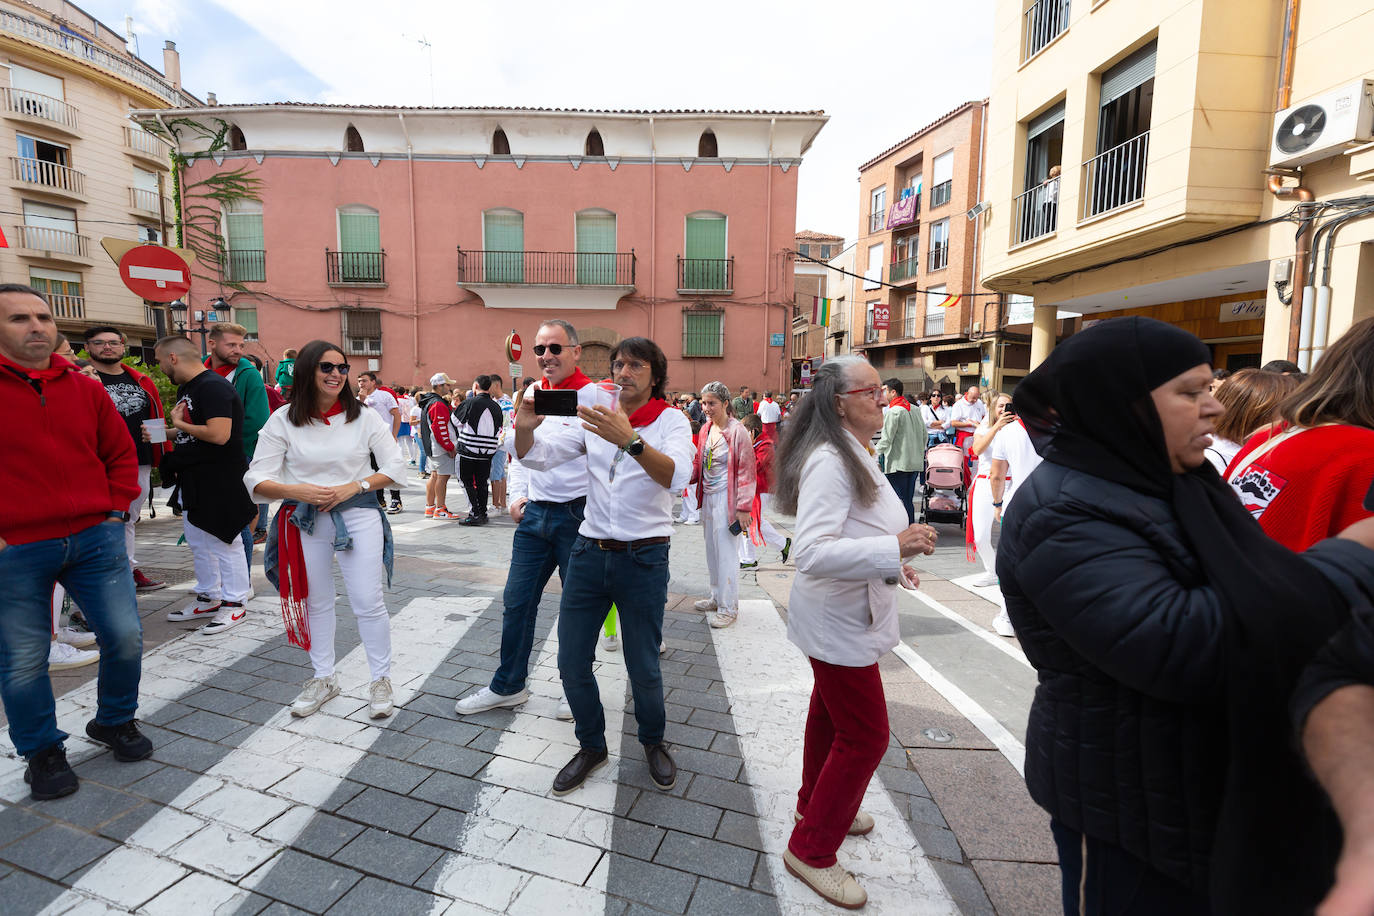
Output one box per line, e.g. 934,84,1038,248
788,657,889,867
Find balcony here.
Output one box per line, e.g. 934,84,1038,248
901,315,918,338
124,126,171,166
924,313,946,337
0,88,79,135
868,209,887,234
1022,0,1072,62
890,256,921,284
325,249,386,286
1013,181,1059,246
11,157,85,200
11,225,91,263
1081,131,1150,221
864,322,881,343
49,292,85,320
677,257,734,296
225,249,266,283
928,243,949,272
456,249,635,287
0,10,186,106
129,186,161,214
929,181,952,209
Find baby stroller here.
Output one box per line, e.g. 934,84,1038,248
920,443,966,527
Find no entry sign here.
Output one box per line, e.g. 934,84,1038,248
118,245,191,302
506,331,522,363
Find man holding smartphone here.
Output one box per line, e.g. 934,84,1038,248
455,320,595,715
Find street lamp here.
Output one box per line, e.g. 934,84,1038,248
168,298,210,357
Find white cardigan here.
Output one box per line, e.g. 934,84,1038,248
244,405,406,503
787,434,906,667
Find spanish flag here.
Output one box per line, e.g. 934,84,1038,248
936,293,961,309
812,296,831,327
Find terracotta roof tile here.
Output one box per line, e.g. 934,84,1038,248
858,100,987,172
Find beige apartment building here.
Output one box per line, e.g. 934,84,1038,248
791,229,845,386
849,101,1017,395
0,0,190,354
982,0,1374,372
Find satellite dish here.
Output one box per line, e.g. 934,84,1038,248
1275,104,1328,154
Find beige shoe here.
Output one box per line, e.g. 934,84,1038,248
709,610,738,629
368,677,394,718
793,808,876,837
693,597,718,612
783,849,867,909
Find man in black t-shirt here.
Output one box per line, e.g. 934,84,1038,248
83,326,167,591
152,336,256,636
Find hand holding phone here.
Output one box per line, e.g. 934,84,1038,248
533,388,578,417
729,520,743,536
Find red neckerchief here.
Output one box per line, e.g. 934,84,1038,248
276,503,311,650
540,369,592,391
890,395,912,411
0,350,69,383
313,400,346,423
204,356,234,378
627,397,672,429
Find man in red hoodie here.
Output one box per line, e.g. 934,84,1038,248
0,285,152,801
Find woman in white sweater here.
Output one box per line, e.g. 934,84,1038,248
244,340,406,720
770,355,938,909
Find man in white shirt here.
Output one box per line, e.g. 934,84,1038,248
755,390,782,439
948,386,986,444
987,405,1044,637
357,372,403,514
517,335,695,798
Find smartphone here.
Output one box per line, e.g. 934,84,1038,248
729,520,743,537
1003,405,1017,417
533,388,578,417
1365,476,1374,511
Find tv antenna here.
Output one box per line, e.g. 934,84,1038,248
404,34,435,105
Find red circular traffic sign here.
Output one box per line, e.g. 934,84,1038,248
506,332,522,362
118,245,191,302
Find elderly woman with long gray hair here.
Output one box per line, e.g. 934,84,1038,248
772,355,938,909
690,380,756,629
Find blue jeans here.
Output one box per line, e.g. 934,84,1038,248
240,524,254,575
0,520,143,757
558,535,669,751
490,498,586,695
885,471,917,525
419,448,429,475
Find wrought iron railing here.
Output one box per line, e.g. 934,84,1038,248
865,322,881,343
891,256,921,283
868,209,887,233
226,249,266,283
11,156,85,195
1013,180,1059,244
326,249,386,284
924,312,946,337
0,88,78,130
901,315,918,338
1081,131,1150,219
456,249,635,286
0,11,184,105
928,242,949,271
677,257,734,293
13,225,89,257
930,181,953,208
1023,0,1072,61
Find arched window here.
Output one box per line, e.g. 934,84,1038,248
492,128,510,155
584,129,604,157
698,129,718,158
228,125,246,151
344,125,364,152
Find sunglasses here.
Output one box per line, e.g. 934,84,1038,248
318,362,351,375
532,343,568,356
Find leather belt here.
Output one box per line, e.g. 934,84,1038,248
594,536,671,551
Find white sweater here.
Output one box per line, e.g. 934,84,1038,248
244,405,407,503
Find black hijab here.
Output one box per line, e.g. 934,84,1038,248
1016,317,1346,913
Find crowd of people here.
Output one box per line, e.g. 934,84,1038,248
9,272,1374,912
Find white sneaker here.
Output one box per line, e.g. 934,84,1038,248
55,627,96,648
659,641,668,656
710,611,738,629
683,518,700,525
992,609,1016,638
369,677,394,718
693,597,718,612
599,633,620,652
167,594,221,622
49,641,99,670
556,697,574,721
290,675,340,718
201,603,247,635
969,572,999,587
455,686,530,715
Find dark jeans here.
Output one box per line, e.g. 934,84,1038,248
369,453,400,507
558,535,669,751
459,456,492,519
1050,819,1211,916
0,520,143,757
885,471,917,525
490,498,585,695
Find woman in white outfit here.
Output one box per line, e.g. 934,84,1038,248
244,340,405,719
967,393,1012,587
690,382,756,628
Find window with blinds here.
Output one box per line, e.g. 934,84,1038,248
483,209,524,283
343,309,383,356
682,308,724,357
930,151,954,207
337,206,381,283
683,213,727,290
575,209,617,285
234,308,258,339
225,202,265,282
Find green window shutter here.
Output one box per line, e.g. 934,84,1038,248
483,211,524,283
226,213,263,250
339,210,380,252
683,310,723,357
684,216,726,289
226,212,265,282
576,211,616,284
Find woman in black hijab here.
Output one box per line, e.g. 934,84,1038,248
998,317,1374,915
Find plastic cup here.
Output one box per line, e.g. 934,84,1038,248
142,418,168,443
594,382,621,412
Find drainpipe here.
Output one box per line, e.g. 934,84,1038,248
1309,205,1374,365
970,102,989,384
649,117,656,341
765,117,775,387
399,113,420,373
1275,0,1301,112
1267,173,1314,364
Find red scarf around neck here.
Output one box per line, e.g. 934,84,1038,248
540,368,591,391
890,395,912,411
204,356,234,378
0,350,69,383
627,397,672,429
313,400,346,423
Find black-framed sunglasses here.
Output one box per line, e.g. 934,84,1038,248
532,343,566,356
318,362,351,375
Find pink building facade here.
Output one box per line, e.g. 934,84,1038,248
133,105,827,392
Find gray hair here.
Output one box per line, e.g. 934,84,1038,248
773,356,880,515
538,319,579,346
701,381,731,415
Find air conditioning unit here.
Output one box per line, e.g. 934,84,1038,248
1270,79,1374,168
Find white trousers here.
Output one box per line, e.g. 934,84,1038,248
184,517,251,603
678,486,700,523
397,435,417,461
702,488,739,613
969,476,1001,577
738,493,787,563
125,464,151,569
298,506,391,680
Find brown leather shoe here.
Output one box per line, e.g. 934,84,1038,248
552,748,607,796
644,742,677,790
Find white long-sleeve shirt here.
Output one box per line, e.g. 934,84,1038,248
521,405,695,540
243,404,406,503
521,382,598,504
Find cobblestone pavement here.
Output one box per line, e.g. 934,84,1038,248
1,469,1057,914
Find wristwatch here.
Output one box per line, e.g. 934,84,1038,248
992,501,1003,508
623,434,645,457
358,480,371,492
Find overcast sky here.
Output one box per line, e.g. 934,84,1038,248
89,0,994,242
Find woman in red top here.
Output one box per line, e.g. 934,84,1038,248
1226,317,1374,550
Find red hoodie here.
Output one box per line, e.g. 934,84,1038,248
0,353,140,545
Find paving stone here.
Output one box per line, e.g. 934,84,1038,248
602,852,699,913
406,739,492,777
183,687,258,715
167,709,247,742
143,701,196,727
333,827,442,885
930,860,998,916
233,699,287,726
2,823,117,880
876,763,930,798
685,774,760,816
663,702,693,724
249,849,361,912
335,787,437,835
403,715,484,747
0,869,65,913
669,746,742,781
713,810,767,853
708,732,742,757
684,709,734,732
908,794,949,828
408,771,485,812
500,827,603,885
345,755,430,795
140,871,270,915
327,875,447,916
654,829,757,888
20,780,143,831
662,722,716,751
410,807,470,846
627,793,721,839
909,818,965,863
282,812,365,857
152,736,231,772
189,783,293,832
666,688,731,713
167,822,281,880
64,845,189,909
73,752,164,789
0,804,51,849
126,765,206,805
365,729,428,762
245,679,306,704
686,877,780,916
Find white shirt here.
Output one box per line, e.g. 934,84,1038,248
949,397,986,428
920,403,942,429
787,434,906,667
408,402,423,425
521,404,695,541
244,405,407,503
363,390,399,431
397,395,416,424
988,420,1042,510
1205,436,1242,475
523,382,598,504
934,404,951,424
756,399,782,424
